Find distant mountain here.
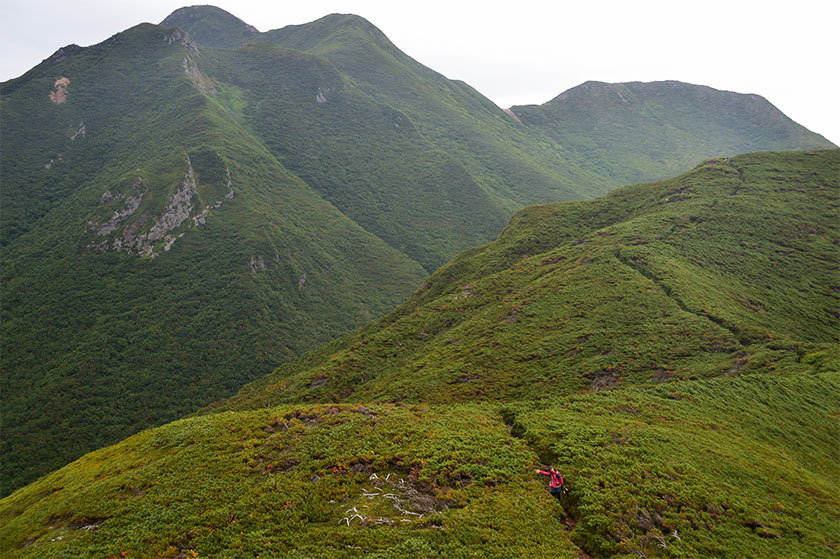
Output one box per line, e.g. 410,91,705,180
510,80,835,186
1,150,836,558
1,4,835,496
162,5,259,47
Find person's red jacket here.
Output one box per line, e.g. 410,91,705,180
537,469,564,488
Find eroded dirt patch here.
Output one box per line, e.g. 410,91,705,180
50,77,70,103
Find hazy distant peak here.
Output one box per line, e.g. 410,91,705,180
312,12,382,33
264,12,395,54
161,5,259,48
548,80,770,106
162,5,258,30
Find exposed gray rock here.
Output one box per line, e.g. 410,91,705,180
86,161,234,257
193,208,208,226
142,158,197,244
87,181,145,236
183,56,216,95
49,44,82,63
250,255,266,273
316,88,327,103
164,233,184,252
224,167,234,199
165,29,198,53
70,122,86,140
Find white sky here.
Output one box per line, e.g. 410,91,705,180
2,0,838,144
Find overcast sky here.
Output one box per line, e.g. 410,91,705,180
2,0,838,144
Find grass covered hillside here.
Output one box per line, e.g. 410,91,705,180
0,363,836,557
212,150,839,409
510,81,836,188
1,150,836,557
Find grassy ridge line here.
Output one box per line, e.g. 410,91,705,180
1,372,837,557
0,403,573,558
207,150,839,411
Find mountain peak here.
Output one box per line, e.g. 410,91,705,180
161,5,258,47
48,43,83,64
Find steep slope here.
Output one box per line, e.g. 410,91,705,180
159,8,607,275
0,23,425,495
200,41,511,271
510,80,836,187
165,8,608,208
212,150,839,409
260,13,605,206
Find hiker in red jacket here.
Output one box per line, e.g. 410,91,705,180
535,466,567,497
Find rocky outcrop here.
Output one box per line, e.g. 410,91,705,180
183,57,216,95
49,44,82,64
250,255,266,273
71,122,86,140
502,108,523,126
86,161,196,257
165,29,198,53
87,180,146,236
148,160,197,239
86,160,235,257
195,165,234,224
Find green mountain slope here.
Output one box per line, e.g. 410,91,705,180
212,150,839,409
1,151,836,557
2,4,836,498
199,41,511,271
510,80,836,187
165,6,836,232
258,13,606,206
0,23,426,495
